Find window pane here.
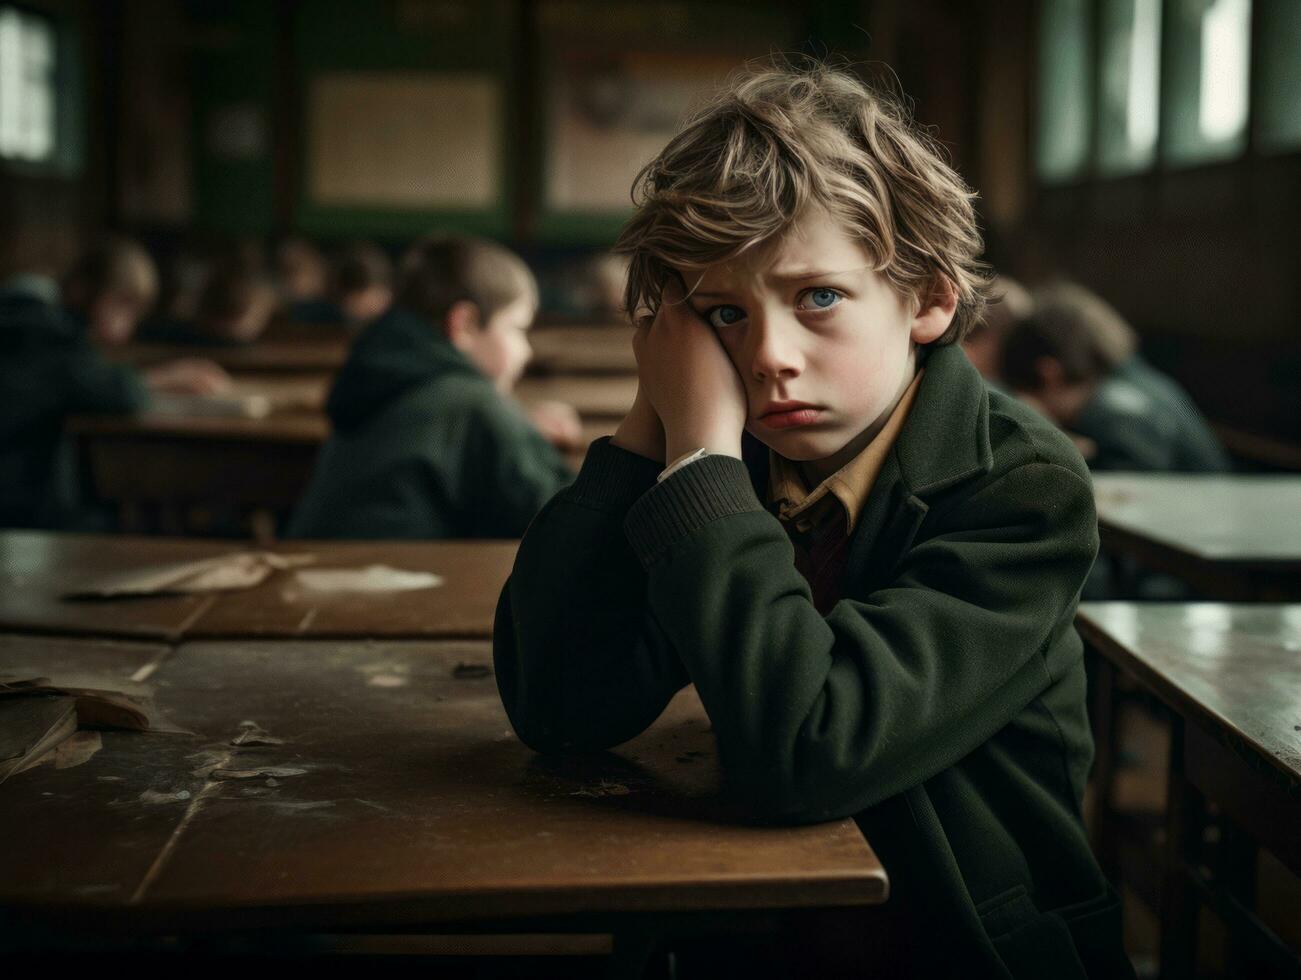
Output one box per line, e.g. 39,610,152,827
1037,0,1093,183
1098,0,1162,174
1255,0,1301,151
1163,0,1252,165
0,6,57,163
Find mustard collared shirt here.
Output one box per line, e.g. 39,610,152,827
768,369,925,535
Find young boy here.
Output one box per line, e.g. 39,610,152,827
330,241,393,327
141,258,279,346
0,235,228,528
288,235,576,539
961,274,1033,382
1001,282,1229,473
494,65,1133,978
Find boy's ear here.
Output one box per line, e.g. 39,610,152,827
444,300,482,352
909,277,958,345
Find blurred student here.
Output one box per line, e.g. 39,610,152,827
288,235,576,539
141,259,278,346
330,241,393,327
1001,282,1229,472
961,274,1032,381
276,236,337,323
0,236,229,528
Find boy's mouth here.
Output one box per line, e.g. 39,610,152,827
758,401,823,429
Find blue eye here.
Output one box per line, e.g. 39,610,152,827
803,288,842,311
706,305,746,329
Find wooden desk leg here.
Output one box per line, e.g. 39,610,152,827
1219,823,1261,977
608,930,662,980
1159,720,1202,980
1087,652,1120,878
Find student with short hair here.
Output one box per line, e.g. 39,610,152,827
494,63,1133,978
0,235,228,528
288,235,575,539
330,241,393,326
1000,282,1229,473
961,274,1033,381
141,258,279,346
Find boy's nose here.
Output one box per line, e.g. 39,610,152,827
747,313,804,382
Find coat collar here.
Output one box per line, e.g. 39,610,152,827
741,342,993,505
893,342,994,498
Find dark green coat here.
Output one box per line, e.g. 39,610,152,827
1077,355,1229,473
0,288,148,528
494,343,1132,979
288,308,573,540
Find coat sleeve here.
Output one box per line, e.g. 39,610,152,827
463,395,579,538
493,438,691,752
621,453,1099,823
63,340,150,414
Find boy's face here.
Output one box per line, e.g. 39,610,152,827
462,294,535,394
89,291,148,346
685,208,950,475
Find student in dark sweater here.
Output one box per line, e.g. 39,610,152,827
494,65,1133,979
288,235,577,539
1,236,229,528
999,282,1230,473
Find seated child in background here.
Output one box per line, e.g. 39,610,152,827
0,235,229,529
141,258,279,346
961,273,1032,381
1000,281,1230,473
330,241,393,327
494,63,1133,979
276,236,337,324
288,234,576,540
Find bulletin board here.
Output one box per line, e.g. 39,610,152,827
541,52,738,235
307,72,501,209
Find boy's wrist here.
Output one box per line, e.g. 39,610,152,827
611,415,666,463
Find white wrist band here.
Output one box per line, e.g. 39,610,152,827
658,447,711,483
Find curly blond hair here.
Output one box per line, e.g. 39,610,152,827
616,60,989,344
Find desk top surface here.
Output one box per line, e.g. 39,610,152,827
1077,601,1301,787
0,635,885,926
1092,473,1301,566
0,533,517,641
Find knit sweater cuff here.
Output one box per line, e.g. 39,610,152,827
566,436,664,512
624,454,764,567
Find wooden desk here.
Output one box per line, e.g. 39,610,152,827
1077,602,1301,975
187,539,518,639
1,637,886,938
516,374,639,421
0,533,516,642
68,411,328,537
1092,474,1301,599
228,373,331,412
114,339,348,374
0,532,234,641
529,325,636,376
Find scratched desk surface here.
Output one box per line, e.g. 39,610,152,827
0,533,517,642
0,637,886,932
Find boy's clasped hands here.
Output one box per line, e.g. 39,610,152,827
616,278,747,468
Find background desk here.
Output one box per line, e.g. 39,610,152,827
1092,474,1301,599
1077,602,1301,976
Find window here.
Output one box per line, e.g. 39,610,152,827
1097,0,1162,174
1036,0,1093,183
0,6,57,163
1162,0,1252,165
1255,0,1301,151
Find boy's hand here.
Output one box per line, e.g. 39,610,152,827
143,358,233,396
632,288,746,463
